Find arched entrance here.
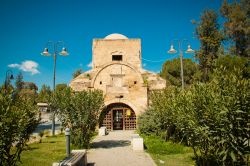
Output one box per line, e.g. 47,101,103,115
99,103,136,131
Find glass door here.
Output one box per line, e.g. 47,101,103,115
113,109,123,130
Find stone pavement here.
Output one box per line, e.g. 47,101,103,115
87,130,156,166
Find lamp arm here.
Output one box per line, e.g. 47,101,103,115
171,39,180,47
181,39,191,51
56,41,65,49
180,39,188,51
45,41,64,54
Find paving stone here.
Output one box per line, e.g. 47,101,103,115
87,130,156,166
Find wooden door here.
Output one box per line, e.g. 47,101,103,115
101,110,112,131
101,104,137,131
124,109,136,130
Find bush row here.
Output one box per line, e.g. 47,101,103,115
139,67,250,165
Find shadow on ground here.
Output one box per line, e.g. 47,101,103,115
91,140,130,149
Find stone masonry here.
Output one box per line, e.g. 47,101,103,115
70,33,165,121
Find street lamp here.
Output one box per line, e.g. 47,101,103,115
167,39,194,90
41,41,69,136
5,69,14,90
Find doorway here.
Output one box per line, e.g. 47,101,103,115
100,103,136,131
113,109,123,130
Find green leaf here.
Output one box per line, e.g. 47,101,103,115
230,151,236,162
222,153,227,161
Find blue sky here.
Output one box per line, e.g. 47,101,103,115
0,0,222,90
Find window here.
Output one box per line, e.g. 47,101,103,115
100,81,102,85
134,81,137,84
112,55,122,61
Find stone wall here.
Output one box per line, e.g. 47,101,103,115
70,34,166,117
92,39,141,70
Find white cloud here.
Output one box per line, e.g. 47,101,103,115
8,60,40,75
8,64,19,68
87,61,93,68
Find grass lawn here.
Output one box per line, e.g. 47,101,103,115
18,134,66,166
141,134,195,166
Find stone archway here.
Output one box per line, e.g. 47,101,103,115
91,62,144,87
99,103,136,131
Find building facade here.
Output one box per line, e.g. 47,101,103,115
70,33,165,131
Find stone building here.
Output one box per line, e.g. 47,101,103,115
70,33,165,131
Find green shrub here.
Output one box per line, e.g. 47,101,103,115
54,88,104,148
138,108,162,135
139,66,250,165
214,55,250,79
0,89,40,165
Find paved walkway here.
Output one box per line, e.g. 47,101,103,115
87,130,156,166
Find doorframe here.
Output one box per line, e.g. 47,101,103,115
111,107,126,130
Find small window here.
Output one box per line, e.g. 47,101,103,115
112,55,122,61
100,81,102,85
134,81,137,84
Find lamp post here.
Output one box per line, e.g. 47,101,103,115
41,41,69,136
167,39,194,90
5,69,14,90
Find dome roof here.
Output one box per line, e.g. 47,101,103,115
104,33,128,40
